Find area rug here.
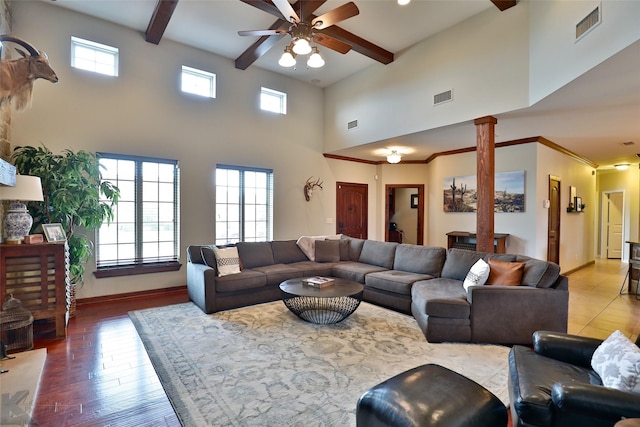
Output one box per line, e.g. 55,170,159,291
1,348,47,427
129,301,510,426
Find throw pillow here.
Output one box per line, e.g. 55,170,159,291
213,246,241,277
592,330,640,393
315,240,341,263
463,259,490,291
200,245,218,268
486,258,525,286
296,235,342,261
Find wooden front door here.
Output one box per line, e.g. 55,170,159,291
547,176,561,264
336,182,368,239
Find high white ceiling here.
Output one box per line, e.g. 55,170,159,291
42,0,640,169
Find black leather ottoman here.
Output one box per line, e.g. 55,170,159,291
356,364,507,427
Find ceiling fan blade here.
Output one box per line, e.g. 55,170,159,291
272,0,300,23
239,29,288,37
313,33,351,54
311,2,359,30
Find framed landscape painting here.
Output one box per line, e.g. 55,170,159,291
443,171,525,213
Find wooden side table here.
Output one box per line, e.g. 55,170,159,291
1,242,69,337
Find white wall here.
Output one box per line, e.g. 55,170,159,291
10,2,334,299
529,0,640,104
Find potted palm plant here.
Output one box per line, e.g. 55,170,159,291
11,145,119,314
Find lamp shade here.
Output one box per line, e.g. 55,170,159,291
0,175,44,201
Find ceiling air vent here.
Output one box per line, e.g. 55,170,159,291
434,89,453,106
622,141,635,146
576,4,601,41
347,120,358,130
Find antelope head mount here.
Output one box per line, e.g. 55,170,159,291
304,177,323,201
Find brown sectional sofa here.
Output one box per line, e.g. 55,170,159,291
186,236,568,345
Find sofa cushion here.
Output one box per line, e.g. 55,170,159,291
591,330,640,393
315,240,341,262
200,245,217,268
487,258,525,286
332,261,387,283
272,240,309,264
359,240,398,269
236,241,274,269
213,246,241,276
393,244,446,276
412,279,469,319
516,256,561,288
365,270,434,295
251,263,303,285
287,261,335,277
338,239,350,261
441,249,485,281
342,236,366,261
295,235,342,261
215,269,267,292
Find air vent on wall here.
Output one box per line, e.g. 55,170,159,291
621,141,635,146
347,120,358,130
434,89,453,106
576,4,601,41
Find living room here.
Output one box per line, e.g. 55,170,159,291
3,0,638,303
1,0,640,425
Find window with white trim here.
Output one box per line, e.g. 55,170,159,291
96,154,180,276
260,87,287,114
71,36,119,76
181,65,216,98
215,165,273,245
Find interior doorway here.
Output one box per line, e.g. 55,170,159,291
336,182,368,239
385,184,424,245
547,176,561,264
604,191,624,259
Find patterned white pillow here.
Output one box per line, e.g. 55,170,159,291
463,259,490,291
213,246,241,277
591,330,640,393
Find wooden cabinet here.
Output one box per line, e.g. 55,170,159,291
446,231,509,254
626,241,640,296
1,243,69,337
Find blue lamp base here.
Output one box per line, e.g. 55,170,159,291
3,202,33,244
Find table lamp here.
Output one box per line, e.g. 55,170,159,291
0,175,44,244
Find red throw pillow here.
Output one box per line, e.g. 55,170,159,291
487,258,525,286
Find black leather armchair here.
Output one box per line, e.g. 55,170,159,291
509,331,640,427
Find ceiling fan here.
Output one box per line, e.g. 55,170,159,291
238,0,360,68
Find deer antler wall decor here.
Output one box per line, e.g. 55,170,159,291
304,177,323,201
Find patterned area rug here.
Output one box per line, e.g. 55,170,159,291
129,301,510,426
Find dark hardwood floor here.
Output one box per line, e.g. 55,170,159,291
25,259,639,426
29,288,189,427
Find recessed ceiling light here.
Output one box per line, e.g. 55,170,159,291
615,164,630,170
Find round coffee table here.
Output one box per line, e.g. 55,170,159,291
279,278,364,324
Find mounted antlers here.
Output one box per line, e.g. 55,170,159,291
304,177,323,201
0,35,58,111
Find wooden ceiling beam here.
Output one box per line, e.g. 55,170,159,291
490,0,517,11
322,26,393,64
145,0,180,44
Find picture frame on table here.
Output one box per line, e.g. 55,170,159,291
43,223,66,242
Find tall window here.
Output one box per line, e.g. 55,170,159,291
260,87,287,114
71,36,119,76
96,154,180,276
215,165,273,245
181,65,216,98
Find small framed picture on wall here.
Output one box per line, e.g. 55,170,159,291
410,194,418,209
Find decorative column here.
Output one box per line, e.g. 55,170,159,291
474,116,497,253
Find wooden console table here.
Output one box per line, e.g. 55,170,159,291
446,231,509,254
622,241,640,298
1,242,70,337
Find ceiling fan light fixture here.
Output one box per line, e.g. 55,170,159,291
278,46,297,67
292,36,312,55
387,150,402,164
307,47,325,68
